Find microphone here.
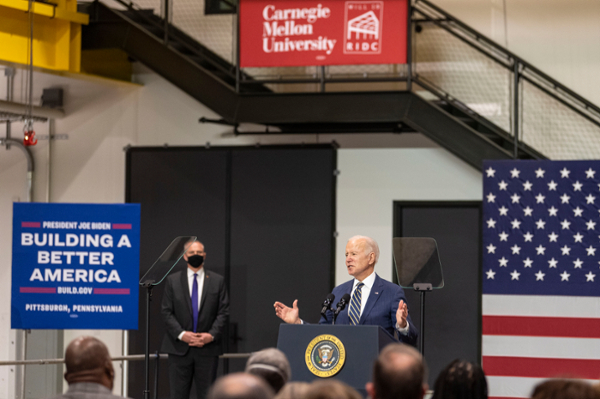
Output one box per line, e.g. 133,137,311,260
320,293,335,317
332,293,351,324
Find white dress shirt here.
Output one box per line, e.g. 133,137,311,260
177,267,205,340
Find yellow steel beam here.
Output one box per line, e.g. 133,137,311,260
0,0,89,24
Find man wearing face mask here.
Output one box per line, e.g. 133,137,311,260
161,240,229,399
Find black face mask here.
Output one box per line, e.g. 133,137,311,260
187,255,204,268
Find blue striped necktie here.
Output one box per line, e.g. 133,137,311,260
192,273,199,332
348,282,364,325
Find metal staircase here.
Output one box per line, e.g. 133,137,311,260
81,0,600,168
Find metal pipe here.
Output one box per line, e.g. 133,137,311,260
406,0,413,91
46,119,53,202
20,331,29,399
122,331,129,398
0,353,252,366
0,100,65,120
5,67,15,150
235,6,241,93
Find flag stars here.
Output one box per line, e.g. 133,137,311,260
499,257,508,267
587,246,597,256
499,181,508,190
548,232,558,242
535,271,545,281
486,167,496,177
561,219,571,230
560,194,571,204
548,207,558,216
499,232,509,241
536,219,546,229
487,218,497,228
587,194,596,204
535,245,546,255
586,168,596,179
560,271,570,281
510,168,521,178
487,244,497,254
573,181,583,191
523,232,534,242
523,181,533,191
510,194,521,203
586,271,596,282
511,270,521,280
548,180,558,191
548,258,558,268
573,258,583,269
499,206,509,216
512,219,522,229
573,207,584,217
486,269,496,279
561,245,571,255
535,168,545,178
587,220,596,230
511,245,521,255
535,194,545,204
560,168,571,178
573,233,584,242
523,257,533,267
523,207,533,217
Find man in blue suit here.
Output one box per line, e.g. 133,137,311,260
274,235,418,346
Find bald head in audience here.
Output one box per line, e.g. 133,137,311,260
64,336,115,390
367,343,428,399
207,373,275,399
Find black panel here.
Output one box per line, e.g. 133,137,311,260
127,148,229,399
393,202,481,387
229,148,336,354
126,145,336,399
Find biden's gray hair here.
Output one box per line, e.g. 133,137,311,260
348,235,380,265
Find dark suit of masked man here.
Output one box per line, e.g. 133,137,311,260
161,240,229,399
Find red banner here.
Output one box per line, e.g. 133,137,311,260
239,0,407,67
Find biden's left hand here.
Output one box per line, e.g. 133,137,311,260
396,300,408,329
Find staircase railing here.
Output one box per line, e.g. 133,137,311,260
412,0,600,159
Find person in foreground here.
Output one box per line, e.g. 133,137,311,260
48,336,126,399
161,240,230,399
431,359,487,399
532,380,600,399
274,235,418,346
245,348,291,393
207,373,275,399
366,343,428,399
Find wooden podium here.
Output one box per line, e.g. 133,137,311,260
277,324,397,394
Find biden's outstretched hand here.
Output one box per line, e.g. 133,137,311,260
274,299,301,324
396,299,408,329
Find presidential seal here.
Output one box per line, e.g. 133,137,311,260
305,334,346,377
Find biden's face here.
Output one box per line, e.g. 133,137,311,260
345,239,375,281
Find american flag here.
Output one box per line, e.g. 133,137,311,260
482,160,600,399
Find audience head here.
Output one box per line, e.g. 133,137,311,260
245,348,291,393
305,380,362,399
64,336,114,389
431,359,487,399
532,380,600,399
274,382,310,399
367,343,428,399
208,373,275,399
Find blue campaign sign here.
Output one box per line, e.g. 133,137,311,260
11,203,141,330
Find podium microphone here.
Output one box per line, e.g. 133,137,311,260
332,293,350,324
320,293,335,317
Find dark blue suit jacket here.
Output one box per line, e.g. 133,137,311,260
318,274,418,347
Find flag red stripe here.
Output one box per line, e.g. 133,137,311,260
482,315,600,339
21,222,41,228
483,356,600,380
112,224,131,229
20,287,56,293
94,288,130,295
